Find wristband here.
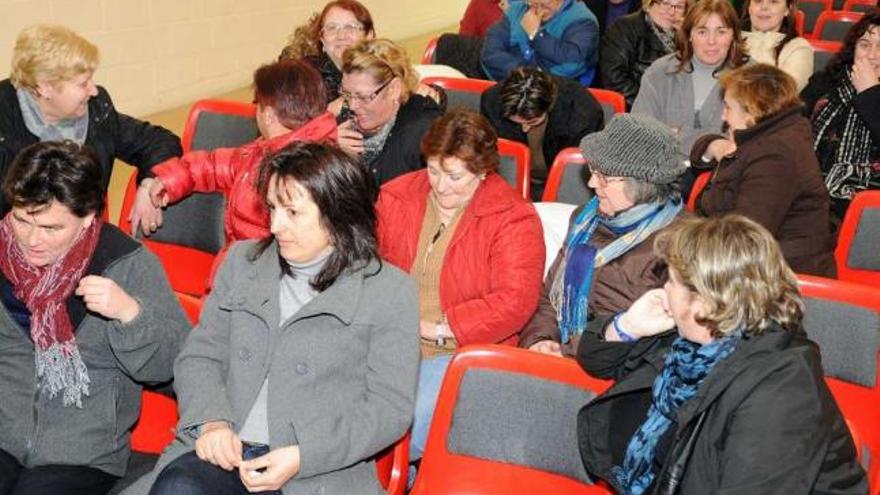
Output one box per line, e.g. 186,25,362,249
612,313,637,343
436,315,450,346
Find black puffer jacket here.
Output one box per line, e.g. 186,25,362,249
0,79,181,214
600,12,673,107
577,318,867,494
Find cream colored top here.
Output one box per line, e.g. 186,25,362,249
744,31,814,91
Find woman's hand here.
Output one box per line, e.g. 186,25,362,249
415,83,442,105
238,445,301,492
337,120,364,157
75,275,140,323
704,138,737,162
520,7,541,36
129,178,164,237
195,421,242,471
852,57,880,93
528,340,563,357
147,177,169,208
605,289,675,342
419,319,439,340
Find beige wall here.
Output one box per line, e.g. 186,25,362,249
0,0,465,118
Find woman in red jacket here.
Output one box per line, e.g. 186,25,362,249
375,109,545,461
144,60,337,243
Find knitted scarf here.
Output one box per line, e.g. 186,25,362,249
15,88,89,145
549,196,682,343
813,73,875,200
0,214,102,408
611,335,738,495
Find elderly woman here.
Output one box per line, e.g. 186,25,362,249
145,60,337,242
520,113,686,357
0,24,181,235
128,142,419,495
741,0,813,91
577,215,867,494
691,63,835,277
0,141,187,495
337,38,444,186
632,0,750,157
376,110,545,459
601,0,689,108
480,66,603,199
801,10,880,221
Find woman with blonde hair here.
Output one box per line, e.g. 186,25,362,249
337,38,444,186
690,63,835,276
577,214,866,494
0,24,181,236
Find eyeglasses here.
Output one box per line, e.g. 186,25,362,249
588,168,628,188
322,23,365,37
339,77,394,107
656,0,686,13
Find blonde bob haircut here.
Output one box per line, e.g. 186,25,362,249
341,38,418,104
11,24,99,94
719,63,801,128
654,215,804,339
640,0,695,17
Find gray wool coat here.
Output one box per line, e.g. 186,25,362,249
631,53,725,158
125,240,420,495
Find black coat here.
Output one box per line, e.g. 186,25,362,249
302,52,343,105
0,79,181,214
580,0,640,36
576,318,867,494
480,76,603,169
600,11,672,107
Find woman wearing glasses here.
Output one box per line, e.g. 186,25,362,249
741,0,813,91
337,39,444,187
600,0,691,108
520,113,686,358
376,110,545,462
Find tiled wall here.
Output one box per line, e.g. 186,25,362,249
0,0,466,117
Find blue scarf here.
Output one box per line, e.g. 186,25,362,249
505,0,595,78
611,335,739,494
549,196,682,343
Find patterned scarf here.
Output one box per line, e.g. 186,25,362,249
611,335,738,495
361,111,398,167
647,13,676,54
812,73,876,200
549,196,682,343
15,88,89,145
0,214,102,408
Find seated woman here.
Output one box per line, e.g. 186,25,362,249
376,110,545,459
577,215,867,494
741,0,813,91
691,63,835,277
145,60,336,243
801,11,880,221
337,38,444,186
129,142,420,495
0,141,188,495
632,0,749,157
1,24,181,236
601,0,689,108
519,113,686,357
480,66,603,200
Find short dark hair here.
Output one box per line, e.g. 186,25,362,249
3,140,104,217
825,10,880,81
254,141,379,291
498,67,558,120
420,109,500,175
253,60,327,129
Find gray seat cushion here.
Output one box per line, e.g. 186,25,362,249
444,89,484,114
447,368,596,484
554,163,593,205
189,111,259,152
137,193,226,254
498,154,521,196
803,297,880,387
847,207,880,271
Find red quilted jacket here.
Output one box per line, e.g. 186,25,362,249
376,170,545,346
152,112,338,243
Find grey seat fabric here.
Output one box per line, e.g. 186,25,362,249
814,50,837,73
554,162,593,205
498,153,523,197
444,89,484,113
189,110,259,152
599,103,615,126
847,207,880,270
798,2,825,34
803,297,880,387
819,19,857,41
849,2,875,13
447,368,596,484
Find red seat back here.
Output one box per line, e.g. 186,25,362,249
836,191,880,287
687,171,712,212
497,138,531,199
542,148,591,205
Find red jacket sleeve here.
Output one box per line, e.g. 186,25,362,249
152,146,244,202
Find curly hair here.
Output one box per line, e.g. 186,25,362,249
342,38,419,103
824,9,880,82
279,0,375,60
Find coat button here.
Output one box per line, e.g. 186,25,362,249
239,348,252,361
295,363,309,375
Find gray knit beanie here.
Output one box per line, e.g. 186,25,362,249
578,113,685,184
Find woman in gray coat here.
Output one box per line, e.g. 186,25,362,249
130,142,420,495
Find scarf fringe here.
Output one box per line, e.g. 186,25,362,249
36,341,91,408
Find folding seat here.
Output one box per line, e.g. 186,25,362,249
542,147,593,205
842,0,878,13
813,11,865,41
497,138,531,200
420,76,495,113
835,190,880,287
586,88,625,125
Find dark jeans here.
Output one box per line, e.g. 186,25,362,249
149,444,281,495
0,448,119,495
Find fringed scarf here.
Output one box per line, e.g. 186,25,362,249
812,74,876,200
611,334,738,494
549,196,682,343
0,214,102,408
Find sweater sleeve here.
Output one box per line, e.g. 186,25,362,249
481,18,525,81
730,150,800,236
778,38,814,93
151,146,243,203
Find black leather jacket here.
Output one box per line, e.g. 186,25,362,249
600,12,673,107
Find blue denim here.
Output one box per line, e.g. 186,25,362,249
149,444,281,495
409,354,453,461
